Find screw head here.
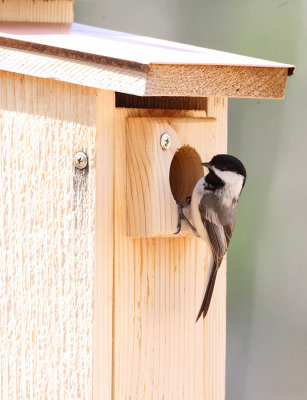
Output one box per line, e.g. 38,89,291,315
74,151,88,170
160,133,171,150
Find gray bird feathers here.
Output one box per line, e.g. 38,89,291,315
175,154,247,321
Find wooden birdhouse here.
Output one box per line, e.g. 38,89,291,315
0,1,294,399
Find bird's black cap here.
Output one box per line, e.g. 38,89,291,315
202,154,247,182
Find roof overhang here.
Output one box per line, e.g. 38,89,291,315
0,22,295,98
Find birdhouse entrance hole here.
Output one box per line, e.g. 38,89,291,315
169,145,203,206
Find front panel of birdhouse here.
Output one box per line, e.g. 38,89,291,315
126,116,217,237
111,99,227,400
0,72,97,399
0,70,227,400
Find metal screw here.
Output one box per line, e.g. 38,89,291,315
74,151,88,170
160,133,171,150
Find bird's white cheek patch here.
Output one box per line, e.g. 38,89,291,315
211,167,244,198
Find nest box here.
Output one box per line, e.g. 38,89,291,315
0,4,294,399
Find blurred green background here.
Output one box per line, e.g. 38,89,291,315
74,1,306,399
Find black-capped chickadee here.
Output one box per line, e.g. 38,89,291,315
175,154,247,321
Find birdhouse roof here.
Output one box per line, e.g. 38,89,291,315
0,22,295,98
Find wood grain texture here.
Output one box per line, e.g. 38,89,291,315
0,22,294,98
146,64,290,99
126,117,217,237
116,93,207,110
0,44,290,98
93,91,115,400
113,103,227,399
0,72,96,399
0,46,147,96
0,0,73,23
203,97,228,400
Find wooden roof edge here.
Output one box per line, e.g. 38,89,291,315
0,22,295,74
145,64,290,99
0,45,292,99
0,36,150,73
0,46,148,96
0,35,295,79
287,66,295,76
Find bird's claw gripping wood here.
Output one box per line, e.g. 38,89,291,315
174,199,197,235
174,199,184,234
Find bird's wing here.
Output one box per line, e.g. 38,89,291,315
196,195,236,320
223,223,233,248
199,193,235,263
203,219,228,264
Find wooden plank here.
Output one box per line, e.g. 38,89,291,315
0,44,291,99
126,117,217,237
0,23,294,99
0,46,147,96
0,72,96,398
115,93,207,109
93,91,115,400
0,0,73,23
113,104,227,399
203,97,228,400
0,35,148,73
0,22,294,73
0,22,149,72
146,64,290,99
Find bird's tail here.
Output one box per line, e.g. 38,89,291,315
195,260,218,322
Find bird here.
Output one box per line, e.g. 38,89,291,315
174,154,247,321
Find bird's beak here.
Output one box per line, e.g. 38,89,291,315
201,162,211,169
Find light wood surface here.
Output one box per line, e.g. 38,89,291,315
113,102,227,399
0,71,96,399
146,64,290,98
126,117,217,237
0,22,294,99
0,45,147,96
93,90,115,400
0,0,73,23
0,69,228,398
203,97,228,400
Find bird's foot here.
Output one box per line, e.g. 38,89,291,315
174,199,184,234
173,199,197,235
